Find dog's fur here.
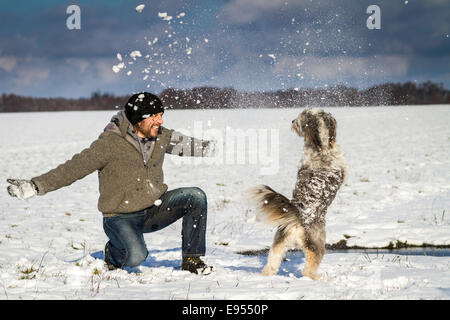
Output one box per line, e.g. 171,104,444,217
250,108,348,280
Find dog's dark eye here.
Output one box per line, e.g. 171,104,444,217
292,120,295,124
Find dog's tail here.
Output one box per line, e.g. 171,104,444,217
248,185,300,232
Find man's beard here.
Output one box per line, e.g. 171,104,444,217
136,123,158,138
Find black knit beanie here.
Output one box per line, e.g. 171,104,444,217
124,92,164,125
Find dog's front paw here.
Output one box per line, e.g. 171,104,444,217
302,269,320,280
262,265,277,276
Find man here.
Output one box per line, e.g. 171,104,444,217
7,92,214,274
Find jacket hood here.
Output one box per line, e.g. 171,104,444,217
104,111,133,138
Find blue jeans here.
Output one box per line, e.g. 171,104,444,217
103,187,207,268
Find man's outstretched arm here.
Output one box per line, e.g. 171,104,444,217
7,133,112,199
166,130,215,157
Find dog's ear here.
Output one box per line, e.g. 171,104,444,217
302,112,322,151
322,113,337,148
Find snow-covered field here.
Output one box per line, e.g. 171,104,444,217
0,105,449,300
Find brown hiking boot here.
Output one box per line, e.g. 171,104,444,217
104,242,120,271
182,256,213,275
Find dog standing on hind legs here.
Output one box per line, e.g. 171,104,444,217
250,108,348,280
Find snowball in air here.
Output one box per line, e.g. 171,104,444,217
112,62,125,73
130,50,142,60
136,5,145,13
158,12,173,21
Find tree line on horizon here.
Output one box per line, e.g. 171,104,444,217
0,81,448,112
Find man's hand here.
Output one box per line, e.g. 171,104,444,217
7,179,38,200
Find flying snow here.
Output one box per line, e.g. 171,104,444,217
158,12,173,21
135,4,145,13
130,51,142,61
112,62,125,73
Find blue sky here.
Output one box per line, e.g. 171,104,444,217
0,0,449,97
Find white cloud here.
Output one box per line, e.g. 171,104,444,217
274,55,410,80
213,52,412,91
95,59,121,84
220,0,287,24
13,64,50,86
219,0,346,24
65,58,90,73
0,56,17,72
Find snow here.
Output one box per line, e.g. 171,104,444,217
112,62,125,73
135,4,145,13
0,105,449,299
158,12,173,21
129,50,142,61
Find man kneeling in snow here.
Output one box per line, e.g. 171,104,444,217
7,92,214,275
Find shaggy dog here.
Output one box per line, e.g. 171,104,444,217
250,108,348,280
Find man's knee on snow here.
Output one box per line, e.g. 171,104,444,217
125,248,148,267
